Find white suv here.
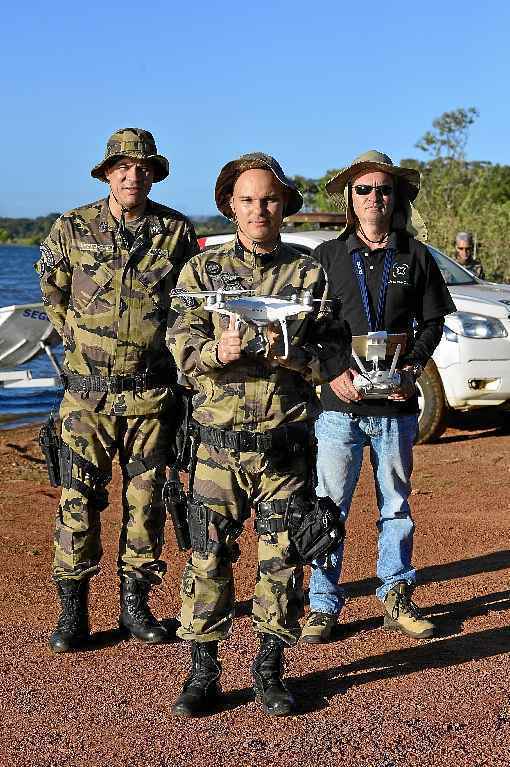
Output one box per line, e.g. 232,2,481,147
198,231,510,442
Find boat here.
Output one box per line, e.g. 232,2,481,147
0,303,61,388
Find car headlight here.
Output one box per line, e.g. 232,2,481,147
444,311,508,339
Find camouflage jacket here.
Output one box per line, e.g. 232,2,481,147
36,197,198,415
459,256,485,280
167,239,350,431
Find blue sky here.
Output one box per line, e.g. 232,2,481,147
2,0,508,218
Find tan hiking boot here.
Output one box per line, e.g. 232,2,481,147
383,582,434,639
300,612,337,644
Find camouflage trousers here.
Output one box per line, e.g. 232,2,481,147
53,399,173,584
177,443,308,646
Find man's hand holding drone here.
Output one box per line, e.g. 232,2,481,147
217,318,287,367
217,315,243,364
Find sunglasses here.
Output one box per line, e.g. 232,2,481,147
353,184,394,196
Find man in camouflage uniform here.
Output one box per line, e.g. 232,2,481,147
167,152,349,717
36,128,198,653
454,231,485,279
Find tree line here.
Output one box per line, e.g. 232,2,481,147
0,214,61,245
0,213,232,246
2,110,508,283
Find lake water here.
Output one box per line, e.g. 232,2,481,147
0,245,63,428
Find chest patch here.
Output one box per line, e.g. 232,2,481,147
390,263,411,285
220,272,245,289
205,261,222,276
150,248,170,259
75,242,114,255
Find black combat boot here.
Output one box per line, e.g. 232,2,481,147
172,641,222,717
49,578,90,653
252,634,296,716
119,578,168,643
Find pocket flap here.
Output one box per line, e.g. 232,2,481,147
138,258,174,291
88,262,114,288
72,262,113,308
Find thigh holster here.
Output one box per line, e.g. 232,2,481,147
255,493,345,564
188,500,244,561
60,441,111,509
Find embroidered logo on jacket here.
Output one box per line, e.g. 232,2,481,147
390,263,411,285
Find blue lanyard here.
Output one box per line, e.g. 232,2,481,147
352,248,394,332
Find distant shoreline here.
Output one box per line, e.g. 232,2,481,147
0,241,39,248
0,412,47,430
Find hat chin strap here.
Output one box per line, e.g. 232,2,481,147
232,207,281,255
235,224,280,256
109,188,146,245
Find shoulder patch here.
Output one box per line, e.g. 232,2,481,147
221,271,244,287
37,244,56,274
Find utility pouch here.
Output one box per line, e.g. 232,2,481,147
187,500,244,561
38,414,61,488
162,467,191,552
288,495,344,565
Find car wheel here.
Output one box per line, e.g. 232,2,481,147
416,360,447,443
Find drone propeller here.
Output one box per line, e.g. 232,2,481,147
170,288,253,298
255,294,333,304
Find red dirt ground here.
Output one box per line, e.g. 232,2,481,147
0,410,509,767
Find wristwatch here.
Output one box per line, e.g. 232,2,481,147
403,362,424,382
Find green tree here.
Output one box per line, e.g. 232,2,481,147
415,107,479,160
291,172,340,212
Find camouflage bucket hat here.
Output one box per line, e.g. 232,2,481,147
91,127,169,183
325,150,427,241
215,152,303,219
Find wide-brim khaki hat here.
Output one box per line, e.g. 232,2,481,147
91,127,169,183
215,152,303,219
325,150,427,241
325,150,420,200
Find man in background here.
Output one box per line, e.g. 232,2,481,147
454,231,485,279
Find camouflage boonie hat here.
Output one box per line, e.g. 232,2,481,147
325,150,427,241
215,152,303,219
91,128,169,183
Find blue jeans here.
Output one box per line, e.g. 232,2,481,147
310,411,418,614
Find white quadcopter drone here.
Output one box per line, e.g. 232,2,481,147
171,287,322,359
351,331,403,398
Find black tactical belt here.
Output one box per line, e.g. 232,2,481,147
61,370,172,394
195,421,310,453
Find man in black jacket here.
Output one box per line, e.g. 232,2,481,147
300,151,456,644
